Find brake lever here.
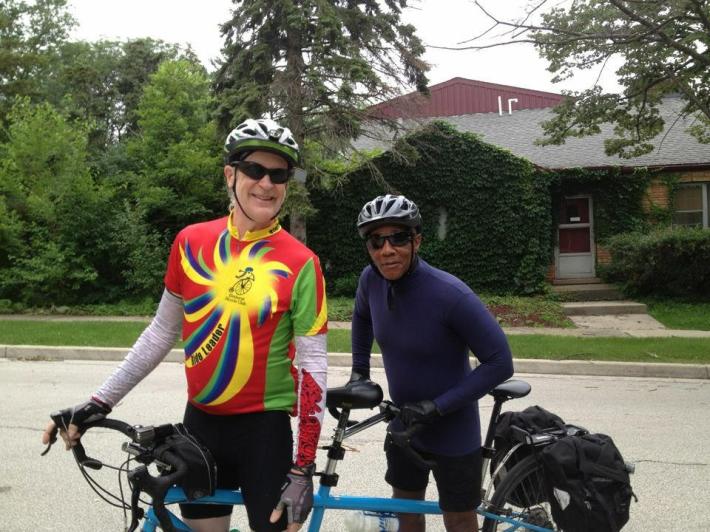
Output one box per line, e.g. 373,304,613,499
127,483,144,532
40,424,59,456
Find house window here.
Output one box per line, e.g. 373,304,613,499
672,183,709,228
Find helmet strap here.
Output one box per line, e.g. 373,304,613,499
232,179,256,223
232,173,284,225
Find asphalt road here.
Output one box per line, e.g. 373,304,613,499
2,358,709,531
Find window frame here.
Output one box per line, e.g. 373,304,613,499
672,182,709,229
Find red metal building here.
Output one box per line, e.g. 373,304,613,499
369,77,564,119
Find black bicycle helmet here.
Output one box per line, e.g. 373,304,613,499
357,194,422,238
224,118,301,166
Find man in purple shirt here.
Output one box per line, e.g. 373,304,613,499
350,194,514,532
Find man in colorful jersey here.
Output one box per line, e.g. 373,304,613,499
42,118,328,532
350,194,513,532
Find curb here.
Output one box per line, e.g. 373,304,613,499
2,345,708,380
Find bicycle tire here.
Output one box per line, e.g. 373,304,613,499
481,454,558,532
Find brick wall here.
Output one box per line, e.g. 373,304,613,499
546,263,556,281
679,169,710,182
596,245,612,265
643,179,670,211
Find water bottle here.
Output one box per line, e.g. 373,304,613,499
344,510,399,531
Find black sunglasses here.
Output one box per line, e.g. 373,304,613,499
234,161,293,184
366,230,414,250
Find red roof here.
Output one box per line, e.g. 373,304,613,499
369,77,564,119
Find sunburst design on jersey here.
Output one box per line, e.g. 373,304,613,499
179,230,291,406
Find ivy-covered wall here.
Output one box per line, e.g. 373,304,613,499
307,122,554,295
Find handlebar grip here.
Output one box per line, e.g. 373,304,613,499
387,423,437,470
327,406,357,427
48,411,135,468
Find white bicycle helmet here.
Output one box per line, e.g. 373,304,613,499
224,118,301,166
357,194,422,238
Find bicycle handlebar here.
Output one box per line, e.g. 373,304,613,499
44,411,185,532
48,409,138,469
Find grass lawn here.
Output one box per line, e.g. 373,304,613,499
0,320,708,364
326,329,710,365
642,299,710,331
0,320,160,348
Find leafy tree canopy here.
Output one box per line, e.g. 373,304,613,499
46,38,199,155
0,0,74,128
0,99,110,304
448,0,710,158
126,59,223,234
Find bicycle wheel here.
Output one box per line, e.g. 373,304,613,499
481,454,558,532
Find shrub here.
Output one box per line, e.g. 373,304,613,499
602,227,710,297
329,274,361,298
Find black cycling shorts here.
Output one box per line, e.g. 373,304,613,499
384,433,482,512
179,403,292,531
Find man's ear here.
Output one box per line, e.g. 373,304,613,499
224,165,235,186
413,232,423,252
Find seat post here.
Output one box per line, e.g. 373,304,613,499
320,407,351,484
480,396,507,483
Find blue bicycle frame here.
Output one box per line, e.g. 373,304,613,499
140,400,553,532
143,485,552,532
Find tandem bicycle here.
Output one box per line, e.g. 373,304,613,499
44,379,577,531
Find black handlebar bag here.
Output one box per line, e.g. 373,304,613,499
154,424,218,501
540,433,635,532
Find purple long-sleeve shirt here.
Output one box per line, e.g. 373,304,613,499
352,259,514,455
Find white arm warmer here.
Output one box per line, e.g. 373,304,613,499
93,289,183,407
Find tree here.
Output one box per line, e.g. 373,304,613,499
0,0,74,129
445,0,710,158
45,38,195,155
214,0,429,241
0,99,110,304
125,59,223,237
102,59,224,297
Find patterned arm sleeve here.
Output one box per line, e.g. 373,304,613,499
293,334,327,467
291,256,328,467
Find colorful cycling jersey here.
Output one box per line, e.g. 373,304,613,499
164,215,327,416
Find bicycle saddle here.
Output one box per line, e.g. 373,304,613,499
488,380,531,401
326,380,384,410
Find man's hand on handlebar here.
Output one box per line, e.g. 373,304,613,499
399,399,441,428
347,367,371,385
42,398,111,451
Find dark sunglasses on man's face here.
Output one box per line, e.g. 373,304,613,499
366,230,414,250
234,160,293,184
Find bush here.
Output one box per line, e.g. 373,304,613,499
602,227,710,297
329,274,360,297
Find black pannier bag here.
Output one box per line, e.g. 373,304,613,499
154,424,217,501
540,433,636,532
491,406,567,506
